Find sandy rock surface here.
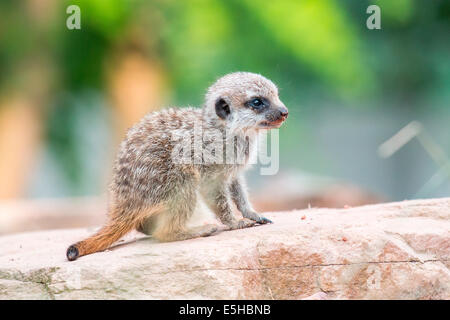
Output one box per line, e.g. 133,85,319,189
0,198,449,299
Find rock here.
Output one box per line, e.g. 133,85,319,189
301,292,328,300
251,171,382,212
0,197,449,300
0,197,106,235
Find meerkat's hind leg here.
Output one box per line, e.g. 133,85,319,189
137,215,218,239
177,224,219,240
151,187,219,242
226,218,256,230
152,210,219,242
136,216,157,235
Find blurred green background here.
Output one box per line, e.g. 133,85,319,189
0,0,449,203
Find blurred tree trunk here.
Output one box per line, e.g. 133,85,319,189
106,50,168,145
0,0,56,199
0,97,42,198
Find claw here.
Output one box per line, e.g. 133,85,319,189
257,216,273,224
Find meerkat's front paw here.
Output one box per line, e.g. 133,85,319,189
255,216,273,224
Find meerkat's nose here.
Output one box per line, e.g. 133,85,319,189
279,107,289,119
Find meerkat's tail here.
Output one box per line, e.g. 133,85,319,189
66,220,134,261
66,205,164,261
66,207,146,261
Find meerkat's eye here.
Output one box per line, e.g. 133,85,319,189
251,99,262,107
246,97,269,111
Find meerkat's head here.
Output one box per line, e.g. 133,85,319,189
203,72,288,132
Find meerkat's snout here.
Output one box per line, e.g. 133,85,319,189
259,103,289,129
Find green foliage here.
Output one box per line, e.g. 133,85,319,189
0,0,448,190
242,0,373,97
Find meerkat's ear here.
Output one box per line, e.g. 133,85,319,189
215,98,230,119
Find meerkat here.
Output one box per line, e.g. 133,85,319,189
66,72,288,261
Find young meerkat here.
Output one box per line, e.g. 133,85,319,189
66,72,288,261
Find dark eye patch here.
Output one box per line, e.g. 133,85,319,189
245,97,270,112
